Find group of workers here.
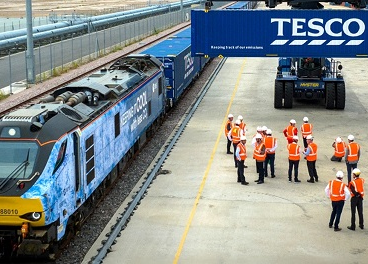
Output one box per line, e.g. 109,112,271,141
325,169,365,232
284,117,318,183
225,114,364,232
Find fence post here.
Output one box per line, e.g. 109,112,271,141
8,50,12,95
38,43,42,83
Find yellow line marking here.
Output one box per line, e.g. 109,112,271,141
173,58,247,263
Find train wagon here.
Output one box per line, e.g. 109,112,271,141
143,28,209,107
170,27,210,69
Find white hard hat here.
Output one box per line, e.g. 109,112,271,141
306,135,313,140
353,168,361,176
303,117,309,122
228,114,234,118
255,133,263,139
240,135,247,141
238,115,243,120
266,129,272,135
235,119,241,125
336,171,344,178
348,134,355,141
336,137,342,143
290,119,296,124
262,126,268,131
256,126,262,131
293,136,299,141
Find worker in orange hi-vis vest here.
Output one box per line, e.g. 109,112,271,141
347,168,365,231
251,126,263,172
225,114,234,155
283,119,298,144
251,126,263,148
303,135,319,183
300,116,313,148
228,119,244,168
235,136,249,185
253,133,266,184
325,171,351,232
331,137,346,162
237,115,247,135
287,136,301,183
345,134,361,184
264,129,277,178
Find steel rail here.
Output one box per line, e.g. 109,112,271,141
90,57,227,264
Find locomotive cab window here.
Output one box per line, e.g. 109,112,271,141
0,141,38,179
53,140,67,174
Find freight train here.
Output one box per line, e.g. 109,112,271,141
0,27,208,260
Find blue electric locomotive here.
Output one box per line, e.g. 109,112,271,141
0,25,209,259
0,54,165,258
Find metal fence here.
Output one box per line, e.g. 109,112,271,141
0,17,49,32
0,3,168,32
0,6,197,91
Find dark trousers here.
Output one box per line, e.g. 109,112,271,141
351,196,364,228
237,160,246,183
227,138,232,153
256,161,264,182
264,153,275,177
233,142,239,167
303,137,308,149
307,160,318,180
288,160,299,181
346,163,357,184
329,200,345,228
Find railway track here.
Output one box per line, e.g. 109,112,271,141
0,22,195,263
0,22,191,117
0,5,234,263
88,57,226,264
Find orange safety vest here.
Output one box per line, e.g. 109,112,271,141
230,126,241,144
253,133,264,142
306,142,317,161
285,125,297,141
253,142,266,162
328,180,347,201
264,136,276,154
334,141,346,158
239,122,246,134
347,142,360,162
237,142,247,161
349,178,365,198
301,123,313,138
225,120,233,137
287,142,300,161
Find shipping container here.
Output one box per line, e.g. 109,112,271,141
171,27,210,68
143,36,202,106
191,9,368,58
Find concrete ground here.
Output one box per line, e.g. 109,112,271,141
84,56,368,264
